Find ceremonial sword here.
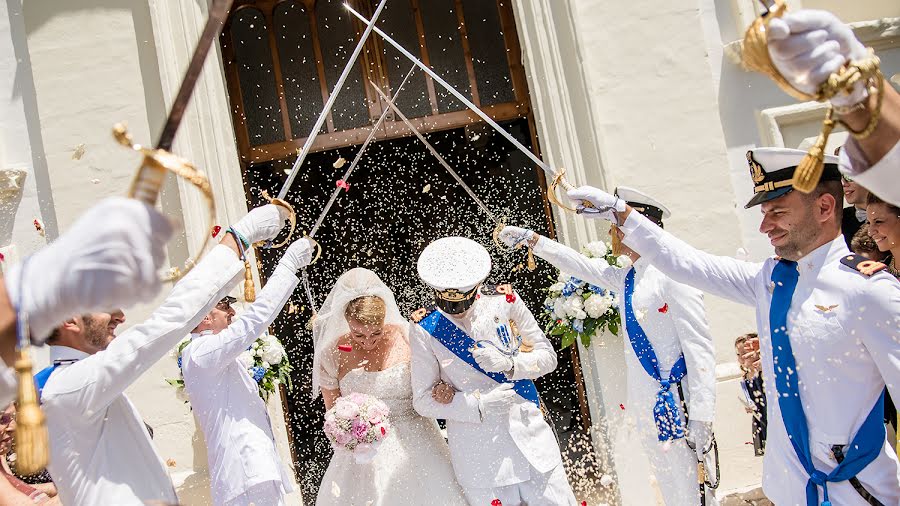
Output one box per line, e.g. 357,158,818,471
277,0,389,201
345,4,590,214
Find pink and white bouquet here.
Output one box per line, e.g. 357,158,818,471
323,392,391,464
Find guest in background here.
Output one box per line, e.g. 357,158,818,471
735,333,766,456
850,224,887,262
0,403,59,504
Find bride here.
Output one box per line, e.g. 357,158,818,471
313,268,467,505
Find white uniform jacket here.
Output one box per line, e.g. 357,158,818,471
42,245,244,506
533,237,716,423
181,264,298,506
841,136,900,207
621,211,900,506
409,290,561,489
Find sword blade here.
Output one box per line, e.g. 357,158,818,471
156,0,234,151
345,4,556,179
277,0,389,200
368,79,498,224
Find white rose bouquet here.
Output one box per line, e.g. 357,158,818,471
323,392,392,464
167,333,293,403
543,240,625,348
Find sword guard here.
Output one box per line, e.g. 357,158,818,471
115,123,215,282
259,190,297,249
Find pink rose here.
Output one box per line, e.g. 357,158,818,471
333,429,352,447
323,418,338,437
352,420,369,441
348,392,368,405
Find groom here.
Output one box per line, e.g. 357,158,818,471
409,236,577,506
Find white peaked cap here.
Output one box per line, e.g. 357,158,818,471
614,186,671,220
416,237,491,291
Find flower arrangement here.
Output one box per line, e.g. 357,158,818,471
168,333,293,403
323,392,392,464
543,240,628,348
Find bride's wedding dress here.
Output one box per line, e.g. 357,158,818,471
312,268,466,506
316,361,466,505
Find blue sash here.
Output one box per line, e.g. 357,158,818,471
418,310,540,408
34,364,59,403
771,260,885,506
623,267,688,441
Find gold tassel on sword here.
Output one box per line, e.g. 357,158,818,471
741,0,884,193
12,310,46,475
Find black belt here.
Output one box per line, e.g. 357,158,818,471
832,445,884,506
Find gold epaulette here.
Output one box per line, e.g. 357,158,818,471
840,254,887,277
410,306,434,323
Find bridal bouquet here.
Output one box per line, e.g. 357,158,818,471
168,333,293,403
543,240,626,348
323,393,391,464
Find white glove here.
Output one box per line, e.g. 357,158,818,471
278,238,316,272
767,10,869,107
230,204,289,245
686,420,714,454
5,197,173,343
472,344,514,373
498,226,535,248
477,383,516,419
566,186,626,222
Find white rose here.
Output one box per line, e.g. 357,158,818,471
584,293,611,319
563,295,584,319
334,399,360,420
616,255,633,269
548,282,565,292
237,351,254,369
260,341,285,365
557,271,570,283
251,342,259,350
261,361,270,369
573,309,587,320
585,241,608,258
552,298,568,320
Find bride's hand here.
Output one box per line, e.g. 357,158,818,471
432,381,456,404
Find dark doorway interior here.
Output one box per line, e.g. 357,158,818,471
244,118,599,503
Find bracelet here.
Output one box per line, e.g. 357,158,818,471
226,227,250,252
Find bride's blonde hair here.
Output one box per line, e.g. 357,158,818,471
345,296,386,327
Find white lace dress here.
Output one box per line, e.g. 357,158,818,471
315,362,467,505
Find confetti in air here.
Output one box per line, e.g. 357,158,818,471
335,179,350,192
657,303,668,314
422,184,431,193
338,344,352,353
165,459,176,467
212,225,222,238
72,143,86,160
333,157,347,169
33,219,44,237
90,178,100,185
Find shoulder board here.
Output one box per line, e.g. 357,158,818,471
410,305,435,323
840,254,887,277
481,283,514,296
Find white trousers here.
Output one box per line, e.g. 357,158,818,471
636,420,719,506
222,480,285,506
462,463,578,506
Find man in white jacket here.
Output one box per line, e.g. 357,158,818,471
181,237,314,506
38,204,287,506
501,187,718,506
409,236,576,506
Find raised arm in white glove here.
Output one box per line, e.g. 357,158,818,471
498,226,538,249
229,203,289,246
767,10,868,107
4,197,174,344
472,344,514,374
686,420,714,455
278,238,316,272
566,186,627,222
476,383,516,420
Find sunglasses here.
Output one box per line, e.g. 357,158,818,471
0,413,15,425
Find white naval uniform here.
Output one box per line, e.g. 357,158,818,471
841,136,900,207
41,245,244,505
533,237,718,506
409,289,577,506
621,211,900,505
181,264,299,506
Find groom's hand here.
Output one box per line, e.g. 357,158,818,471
472,345,514,374
432,381,456,404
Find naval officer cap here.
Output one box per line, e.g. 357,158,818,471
417,237,491,314
744,147,841,208
614,186,671,225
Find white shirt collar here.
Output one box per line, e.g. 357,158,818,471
49,345,90,363
795,235,850,275
855,207,867,223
